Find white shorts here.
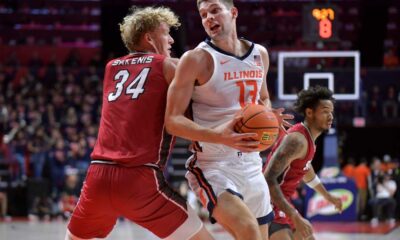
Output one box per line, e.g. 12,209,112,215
185,152,274,225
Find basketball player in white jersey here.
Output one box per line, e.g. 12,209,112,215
165,0,292,239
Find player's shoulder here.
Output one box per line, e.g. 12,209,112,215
163,57,179,67
254,43,268,55
181,48,212,65
184,48,210,58
161,57,179,85
283,131,307,146
168,57,179,65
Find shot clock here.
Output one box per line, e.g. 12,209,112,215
303,5,339,42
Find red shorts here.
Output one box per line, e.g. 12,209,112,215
272,204,295,229
68,163,188,239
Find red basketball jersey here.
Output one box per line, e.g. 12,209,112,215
91,53,174,168
266,123,316,199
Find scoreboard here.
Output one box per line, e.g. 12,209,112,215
303,5,339,42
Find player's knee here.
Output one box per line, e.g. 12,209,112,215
164,205,204,240
189,225,214,240
235,218,260,238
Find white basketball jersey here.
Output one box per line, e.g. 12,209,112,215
192,39,265,155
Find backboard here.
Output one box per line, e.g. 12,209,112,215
277,51,360,100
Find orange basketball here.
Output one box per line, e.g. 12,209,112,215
234,104,280,151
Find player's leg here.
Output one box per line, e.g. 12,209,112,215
243,170,274,240
0,192,7,217
186,155,265,239
268,222,293,240
164,204,214,240
259,224,268,240
121,166,214,240
212,191,262,240
66,164,119,239
188,226,214,240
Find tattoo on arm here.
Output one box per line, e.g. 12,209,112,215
265,134,304,218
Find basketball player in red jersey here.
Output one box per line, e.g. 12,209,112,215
264,86,343,240
65,6,214,240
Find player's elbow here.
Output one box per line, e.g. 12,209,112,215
165,116,175,135
165,114,180,136
165,123,176,135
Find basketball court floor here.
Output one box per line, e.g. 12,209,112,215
0,219,399,240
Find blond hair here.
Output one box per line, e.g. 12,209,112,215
119,6,180,52
197,0,234,9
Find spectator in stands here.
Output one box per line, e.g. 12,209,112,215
382,86,398,120
58,168,80,220
7,122,27,180
369,157,382,187
28,195,53,222
0,189,11,221
0,72,12,97
28,51,43,76
27,127,50,179
342,157,356,179
368,157,382,214
354,86,368,119
67,141,90,174
354,157,371,220
370,173,397,226
383,47,399,68
4,52,19,67
381,154,398,175
0,178,11,221
89,52,102,67
49,141,70,194
368,85,382,123
64,50,81,68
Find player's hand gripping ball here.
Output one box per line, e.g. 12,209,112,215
234,104,280,151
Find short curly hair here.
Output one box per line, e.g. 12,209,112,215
293,86,335,115
119,6,180,52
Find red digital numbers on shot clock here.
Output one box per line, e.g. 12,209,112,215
303,5,338,42
312,8,335,39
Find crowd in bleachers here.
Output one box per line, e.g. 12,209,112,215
0,49,104,220
0,0,101,47
342,155,399,225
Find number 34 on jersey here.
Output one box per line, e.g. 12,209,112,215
108,68,150,102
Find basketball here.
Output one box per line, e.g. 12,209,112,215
234,104,280,151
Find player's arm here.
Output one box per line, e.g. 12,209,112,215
303,167,343,213
163,57,179,85
265,132,313,239
265,132,307,218
258,45,271,109
165,50,258,151
165,50,221,142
